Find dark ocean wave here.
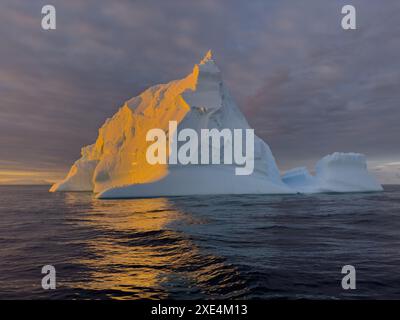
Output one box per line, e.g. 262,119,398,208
0,185,400,299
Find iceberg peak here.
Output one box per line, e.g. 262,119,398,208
200,50,213,64
191,50,220,78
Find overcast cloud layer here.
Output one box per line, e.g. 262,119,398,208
0,0,399,183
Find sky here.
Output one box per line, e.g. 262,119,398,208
0,0,399,184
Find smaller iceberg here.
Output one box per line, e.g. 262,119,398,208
282,152,383,193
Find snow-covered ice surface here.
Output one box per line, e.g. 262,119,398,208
283,153,383,193
51,52,383,198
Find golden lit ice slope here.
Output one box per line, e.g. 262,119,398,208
50,51,290,196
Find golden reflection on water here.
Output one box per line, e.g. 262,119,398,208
63,194,205,299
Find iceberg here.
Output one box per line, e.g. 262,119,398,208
282,152,383,193
51,51,293,197
50,51,383,198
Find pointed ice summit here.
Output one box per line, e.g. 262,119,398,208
50,52,382,198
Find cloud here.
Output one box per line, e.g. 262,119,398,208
0,0,399,183
240,0,400,171
370,161,400,185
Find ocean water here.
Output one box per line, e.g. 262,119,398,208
0,185,399,300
